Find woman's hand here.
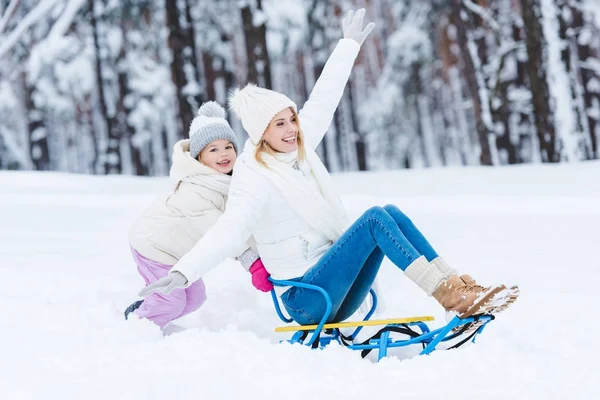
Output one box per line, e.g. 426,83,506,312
138,271,188,297
342,8,375,46
249,259,274,292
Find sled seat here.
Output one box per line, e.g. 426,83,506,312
274,316,435,332
269,278,495,361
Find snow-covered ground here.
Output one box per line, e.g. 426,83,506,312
1,162,598,399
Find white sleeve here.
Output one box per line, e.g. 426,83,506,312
298,39,360,150
170,162,269,285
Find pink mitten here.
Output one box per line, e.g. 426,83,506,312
249,259,274,292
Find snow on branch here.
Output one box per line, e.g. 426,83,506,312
0,0,21,35
47,0,86,40
0,122,33,168
0,0,61,60
491,42,525,97
462,0,501,32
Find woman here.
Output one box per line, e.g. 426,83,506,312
139,9,518,326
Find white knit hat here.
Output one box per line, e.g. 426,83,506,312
189,101,239,158
228,83,297,144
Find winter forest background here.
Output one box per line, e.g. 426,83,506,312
1,0,599,175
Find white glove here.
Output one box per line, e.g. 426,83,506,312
138,271,188,297
342,8,375,46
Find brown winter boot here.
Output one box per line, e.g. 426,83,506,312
404,256,519,319
432,275,512,318
435,277,520,335
459,274,477,285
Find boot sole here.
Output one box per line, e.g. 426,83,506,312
452,285,519,334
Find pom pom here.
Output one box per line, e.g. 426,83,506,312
197,101,225,118
228,83,257,118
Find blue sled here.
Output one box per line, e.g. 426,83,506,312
270,278,495,362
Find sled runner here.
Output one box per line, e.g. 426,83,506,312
270,278,496,361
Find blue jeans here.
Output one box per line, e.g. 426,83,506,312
281,205,439,325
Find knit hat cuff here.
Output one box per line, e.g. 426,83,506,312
188,101,239,158
189,124,239,158
228,83,297,144
249,100,297,145
190,117,230,136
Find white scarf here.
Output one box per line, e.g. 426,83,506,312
242,139,349,242
170,139,231,196
243,139,383,315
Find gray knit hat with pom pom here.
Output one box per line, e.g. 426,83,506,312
189,101,239,159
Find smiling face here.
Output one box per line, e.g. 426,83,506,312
262,108,299,153
198,139,237,174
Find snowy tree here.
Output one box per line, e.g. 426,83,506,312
557,0,600,159
239,0,272,88
449,0,499,165
193,0,238,105
521,0,559,162
165,0,203,140
361,2,436,168
1,0,599,175
302,0,340,170
489,0,536,164
89,0,122,173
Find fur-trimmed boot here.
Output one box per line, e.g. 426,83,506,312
405,256,519,318
432,276,509,318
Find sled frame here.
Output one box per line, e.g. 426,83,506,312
270,278,494,361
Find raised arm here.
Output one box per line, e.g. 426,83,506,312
299,9,375,149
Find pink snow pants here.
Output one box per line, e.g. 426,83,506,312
131,246,207,328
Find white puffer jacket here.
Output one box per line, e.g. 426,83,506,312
172,39,361,285
129,140,253,267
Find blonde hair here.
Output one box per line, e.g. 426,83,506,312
255,108,306,168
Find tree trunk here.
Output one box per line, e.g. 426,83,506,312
202,52,217,101
451,0,493,165
556,0,589,159
346,79,367,170
116,12,141,175
491,44,520,164
74,92,97,173
165,0,202,140
409,63,431,167
89,0,121,173
494,91,519,164
484,1,520,164
512,19,536,163
520,0,559,162
183,0,203,98
240,0,272,88
24,82,50,170
333,105,346,170
304,1,329,168
570,0,599,158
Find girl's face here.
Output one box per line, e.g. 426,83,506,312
198,139,237,174
262,108,298,153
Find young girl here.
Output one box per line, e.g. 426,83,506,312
125,102,270,328
139,9,518,326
